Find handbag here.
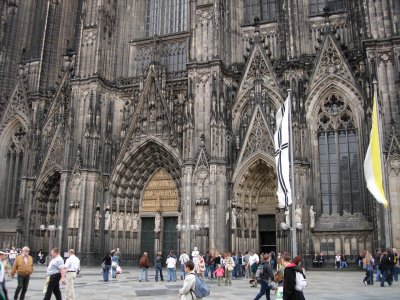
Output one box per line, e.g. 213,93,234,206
101,262,106,271
43,276,50,293
116,266,122,274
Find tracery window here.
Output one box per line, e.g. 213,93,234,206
317,95,360,215
244,0,277,24
145,0,188,37
310,0,345,15
1,127,26,218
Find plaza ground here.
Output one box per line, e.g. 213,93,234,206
4,266,399,299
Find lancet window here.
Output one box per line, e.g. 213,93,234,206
310,0,345,15
317,95,361,215
244,0,277,24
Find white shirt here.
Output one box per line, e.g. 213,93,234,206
179,253,190,264
64,254,80,272
249,253,259,266
166,256,176,268
0,261,5,283
9,250,17,259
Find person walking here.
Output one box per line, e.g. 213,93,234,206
62,249,80,300
111,253,118,279
178,251,190,280
10,246,33,300
8,248,17,268
254,254,275,300
380,251,392,287
166,253,177,282
281,253,305,300
102,252,111,282
154,252,164,282
0,251,9,300
178,261,200,300
43,248,64,300
138,252,150,282
213,264,225,286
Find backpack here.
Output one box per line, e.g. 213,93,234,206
295,270,307,291
192,273,210,298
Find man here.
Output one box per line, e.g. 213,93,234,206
178,250,190,280
9,247,17,267
0,251,8,300
169,250,177,281
44,248,64,300
62,249,80,300
380,251,392,287
254,254,274,300
11,246,33,300
178,261,199,300
281,253,305,300
166,253,177,282
138,252,149,282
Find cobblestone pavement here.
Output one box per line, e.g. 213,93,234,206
3,266,399,299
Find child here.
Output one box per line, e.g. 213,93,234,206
213,264,225,286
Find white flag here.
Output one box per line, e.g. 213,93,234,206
274,96,292,208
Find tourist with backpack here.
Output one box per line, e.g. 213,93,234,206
179,260,210,299
281,253,306,300
254,254,275,300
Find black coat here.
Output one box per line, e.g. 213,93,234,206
380,255,390,271
283,265,306,300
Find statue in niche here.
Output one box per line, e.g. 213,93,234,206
104,210,110,230
132,213,139,232
118,212,124,231
251,212,258,231
111,211,117,231
244,211,250,229
95,210,101,230
310,206,316,228
125,212,132,231
231,208,237,230
154,212,161,233
295,206,302,225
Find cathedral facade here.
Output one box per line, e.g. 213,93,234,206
0,0,399,264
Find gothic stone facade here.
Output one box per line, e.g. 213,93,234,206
0,0,400,264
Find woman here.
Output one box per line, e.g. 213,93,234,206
102,252,112,282
37,249,44,264
195,253,206,278
155,252,164,282
111,253,118,279
224,252,235,286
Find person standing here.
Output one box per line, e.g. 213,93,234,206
43,248,64,300
178,251,190,280
154,252,164,282
138,252,150,282
281,253,305,300
9,247,17,267
380,251,392,287
62,249,80,300
102,252,112,282
11,246,33,300
224,252,235,286
254,254,274,300
166,254,177,282
178,261,199,300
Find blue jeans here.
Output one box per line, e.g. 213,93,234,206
155,266,163,281
102,266,110,282
111,267,117,278
210,265,215,279
394,266,399,281
254,280,272,300
167,268,176,281
180,264,186,279
381,270,392,287
341,261,348,268
367,269,374,284
376,265,381,281
205,265,211,278
140,268,149,281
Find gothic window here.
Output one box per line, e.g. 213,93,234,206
244,0,277,24
1,127,26,218
310,0,345,15
317,95,361,215
145,0,188,37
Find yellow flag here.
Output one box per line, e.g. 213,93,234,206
363,95,388,207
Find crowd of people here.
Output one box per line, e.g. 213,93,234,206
0,246,80,300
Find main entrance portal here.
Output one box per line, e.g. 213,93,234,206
259,215,276,253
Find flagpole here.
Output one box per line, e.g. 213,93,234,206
287,89,297,257
372,79,392,248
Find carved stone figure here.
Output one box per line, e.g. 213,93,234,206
244,211,250,229
310,206,316,228
95,210,101,230
111,211,117,231
204,206,209,228
104,210,110,230
125,212,132,231
154,212,161,233
118,212,124,231
285,209,290,225
132,213,139,232
251,212,258,231
231,207,237,230
295,206,302,224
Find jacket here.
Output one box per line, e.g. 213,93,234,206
139,255,150,268
179,272,202,300
213,267,225,277
283,263,305,300
11,255,34,277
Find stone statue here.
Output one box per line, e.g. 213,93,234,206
295,206,302,224
111,211,117,231
192,247,199,266
132,213,139,232
231,208,237,230
125,212,132,231
154,212,161,233
95,210,101,230
310,206,316,228
285,209,290,225
118,212,124,231
244,211,250,229
251,212,258,231
104,211,110,230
